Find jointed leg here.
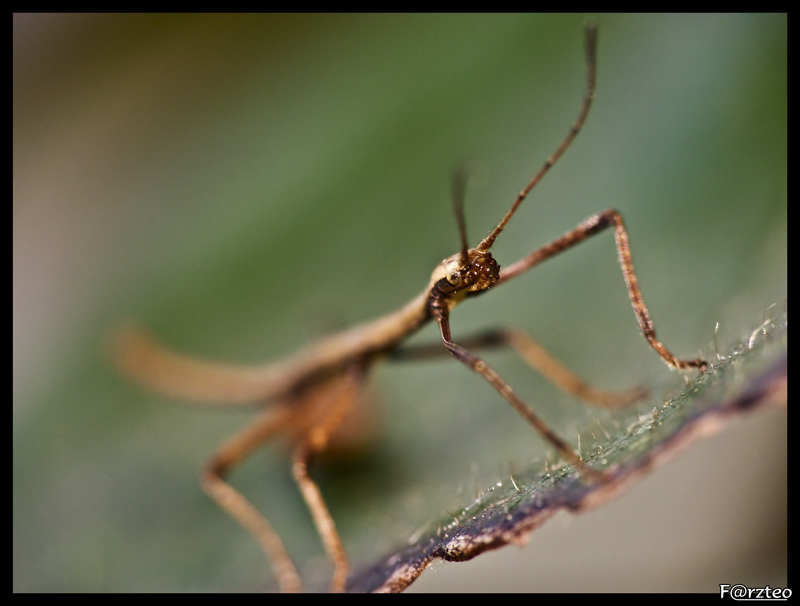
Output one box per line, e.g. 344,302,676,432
506,329,646,407
291,364,365,593
202,364,364,593
499,209,707,372
434,314,590,473
392,328,645,408
202,406,304,592
293,444,348,592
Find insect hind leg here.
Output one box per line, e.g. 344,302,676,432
201,405,304,592
201,363,365,592
291,363,365,593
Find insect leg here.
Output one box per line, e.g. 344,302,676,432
498,209,707,371
503,329,647,408
201,406,304,592
291,363,365,593
393,329,645,408
434,314,592,474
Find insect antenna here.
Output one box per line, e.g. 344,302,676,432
451,163,471,265
477,21,598,254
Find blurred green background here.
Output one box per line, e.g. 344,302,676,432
14,14,785,592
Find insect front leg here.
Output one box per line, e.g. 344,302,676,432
433,313,593,475
499,209,707,372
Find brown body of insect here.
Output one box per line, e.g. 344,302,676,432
115,23,706,592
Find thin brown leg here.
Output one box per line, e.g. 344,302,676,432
393,328,645,408
291,364,364,593
202,363,364,593
292,444,349,593
504,329,646,408
498,209,707,371
434,314,591,474
201,406,304,593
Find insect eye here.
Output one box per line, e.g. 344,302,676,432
447,271,462,286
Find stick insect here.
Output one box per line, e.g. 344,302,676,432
116,23,707,592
